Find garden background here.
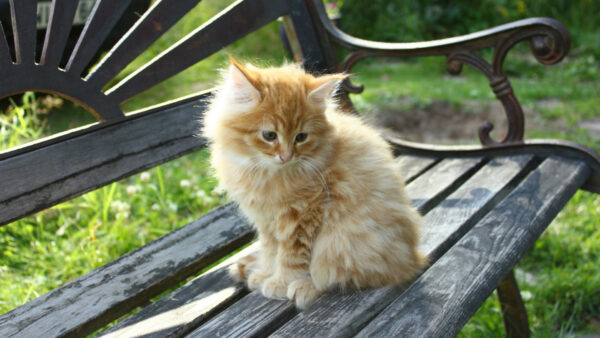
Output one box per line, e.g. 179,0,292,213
0,0,598,336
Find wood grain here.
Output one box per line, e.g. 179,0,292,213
270,155,535,337
356,157,590,337
186,292,297,338
396,155,438,183
0,98,207,227
101,244,260,338
406,157,484,213
100,268,245,338
418,155,537,258
0,203,253,338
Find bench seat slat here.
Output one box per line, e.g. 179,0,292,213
100,267,243,338
419,155,537,259
0,99,205,226
100,244,262,337
396,155,438,183
179,155,517,337
356,157,591,337
187,292,296,338
405,157,484,213
270,155,535,338
0,204,252,337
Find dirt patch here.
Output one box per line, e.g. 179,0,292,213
366,97,568,144
579,119,600,139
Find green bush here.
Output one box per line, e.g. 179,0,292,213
339,0,600,56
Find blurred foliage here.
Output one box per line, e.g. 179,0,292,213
339,0,600,57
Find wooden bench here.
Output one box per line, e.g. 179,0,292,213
1,0,599,337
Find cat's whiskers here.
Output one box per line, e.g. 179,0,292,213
299,156,330,200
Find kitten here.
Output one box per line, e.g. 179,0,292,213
202,57,426,309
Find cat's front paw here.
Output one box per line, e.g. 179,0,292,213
228,253,258,282
228,262,247,283
261,276,288,299
247,270,270,291
287,278,323,310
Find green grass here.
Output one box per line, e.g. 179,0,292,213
1,1,599,336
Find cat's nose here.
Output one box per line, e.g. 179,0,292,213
278,152,293,163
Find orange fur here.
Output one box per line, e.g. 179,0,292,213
202,59,426,309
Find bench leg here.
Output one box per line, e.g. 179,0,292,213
496,269,530,338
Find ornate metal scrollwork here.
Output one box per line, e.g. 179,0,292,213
310,0,571,146
445,51,524,145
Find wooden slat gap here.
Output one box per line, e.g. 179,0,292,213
1,133,192,209
100,245,264,337
418,158,489,215
426,155,541,262
405,157,441,185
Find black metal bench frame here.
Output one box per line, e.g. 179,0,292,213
0,0,599,337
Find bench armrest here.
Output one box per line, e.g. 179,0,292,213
308,0,571,146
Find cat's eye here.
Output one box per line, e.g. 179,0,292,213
295,132,308,143
262,131,278,141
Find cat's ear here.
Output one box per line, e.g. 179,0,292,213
307,74,347,107
225,57,260,107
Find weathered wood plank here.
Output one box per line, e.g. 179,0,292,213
406,157,484,213
66,0,133,76
356,157,590,337
0,203,253,338
39,0,79,66
105,0,290,103
269,155,535,337
396,155,438,183
186,292,297,338
419,155,537,259
87,0,203,88
0,98,207,227
101,268,244,338
9,0,37,65
101,244,260,338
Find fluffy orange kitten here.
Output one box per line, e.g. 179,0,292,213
202,58,426,309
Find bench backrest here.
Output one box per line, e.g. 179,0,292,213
0,0,332,227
